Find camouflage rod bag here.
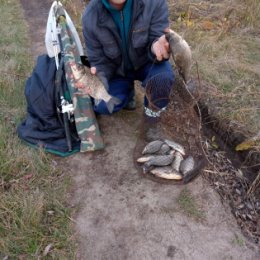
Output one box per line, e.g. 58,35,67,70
18,1,105,155
46,1,105,152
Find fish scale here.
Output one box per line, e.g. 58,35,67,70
172,151,184,172
156,143,171,155
180,155,195,174
137,155,154,163
165,29,192,83
150,167,183,180
142,140,164,155
164,139,185,155
144,154,174,168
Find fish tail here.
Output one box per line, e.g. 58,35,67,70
106,96,121,114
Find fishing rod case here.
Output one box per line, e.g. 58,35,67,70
17,1,104,156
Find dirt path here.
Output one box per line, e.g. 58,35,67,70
20,1,258,259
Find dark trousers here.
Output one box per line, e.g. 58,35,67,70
93,61,175,114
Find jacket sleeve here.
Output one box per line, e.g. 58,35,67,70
82,14,116,80
147,0,170,62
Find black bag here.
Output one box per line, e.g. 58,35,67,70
17,54,80,156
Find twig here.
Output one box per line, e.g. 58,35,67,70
204,169,219,174
247,171,260,195
181,61,212,166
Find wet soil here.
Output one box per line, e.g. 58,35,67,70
20,0,259,259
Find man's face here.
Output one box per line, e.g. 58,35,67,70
109,0,126,10
110,0,126,4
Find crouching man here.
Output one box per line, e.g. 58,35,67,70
82,0,175,139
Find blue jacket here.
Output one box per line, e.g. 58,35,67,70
82,0,169,80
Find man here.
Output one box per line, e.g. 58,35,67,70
82,0,174,139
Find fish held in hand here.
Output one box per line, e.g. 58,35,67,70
180,155,195,175
150,167,183,180
165,29,192,83
69,63,120,113
142,140,164,155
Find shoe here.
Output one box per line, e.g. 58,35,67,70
133,111,161,172
141,109,164,142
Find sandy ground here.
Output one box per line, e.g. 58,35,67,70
20,0,259,259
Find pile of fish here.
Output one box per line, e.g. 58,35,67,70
137,139,195,180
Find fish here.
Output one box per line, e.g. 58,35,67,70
142,140,164,155
172,151,184,171
143,154,174,173
55,7,120,114
165,29,192,83
69,63,121,113
180,155,195,175
156,143,171,155
164,139,185,155
150,167,183,180
137,155,155,163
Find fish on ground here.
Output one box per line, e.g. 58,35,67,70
180,155,195,175
137,155,155,163
143,154,174,173
172,151,184,172
150,166,183,180
156,143,171,155
142,140,165,155
164,139,185,155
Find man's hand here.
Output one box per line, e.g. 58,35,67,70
90,67,96,75
151,35,170,61
90,67,109,90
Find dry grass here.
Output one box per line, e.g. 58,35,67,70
0,0,76,259
168,0,260,139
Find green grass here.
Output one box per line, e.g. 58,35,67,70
177,188,205,221
0,0,76,259
232,235,245,247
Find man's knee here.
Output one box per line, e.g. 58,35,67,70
145,66,175,109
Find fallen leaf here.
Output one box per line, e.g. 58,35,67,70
235,141,254,151
185,20,194,27
201,20,214,30
235,131,260,151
